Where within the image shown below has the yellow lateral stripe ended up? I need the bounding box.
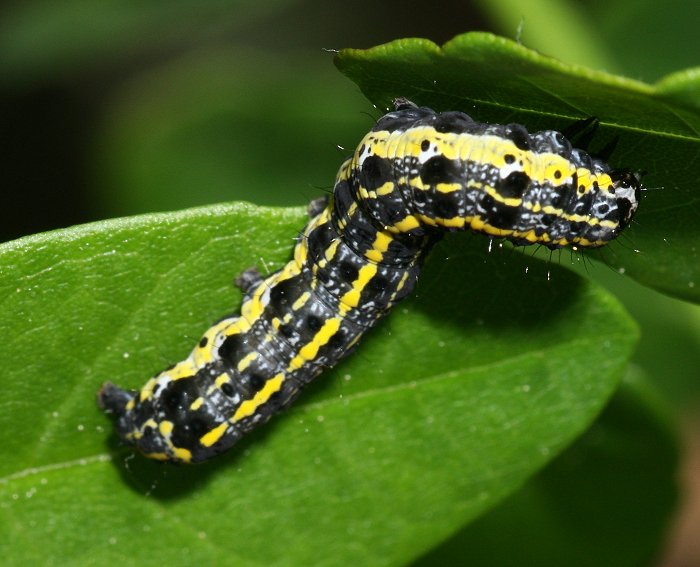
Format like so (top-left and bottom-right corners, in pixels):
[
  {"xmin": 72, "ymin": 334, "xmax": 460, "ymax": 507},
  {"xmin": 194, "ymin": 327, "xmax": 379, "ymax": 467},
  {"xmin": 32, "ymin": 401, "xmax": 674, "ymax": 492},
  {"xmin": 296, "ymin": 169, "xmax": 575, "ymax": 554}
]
[
  {"xmin": 393, "ymin": 270, "xmax": 410, "ymax": 296},
  {"xmin": 340, "ymin": 263, "xmax": 378, "ymax": 308},
  {"xmin": 146, "ymin": 452, "xmax": 169, "ymax": 461},
  {"xmin": 364, "ymin": 248, "xmax": 384, "ymax": 263},
  {"xmin": 372, "ymin": 230, "xmax": 393, "ymax": 253},
  {"xmin": 172, "ymin": 448, "xmax": 192, "ymax": 462},
  {"xmin": 200, "ymin": 422, "xmax": 229, "ymax": 447},
  {"xmin": 518, "ymin": 201, "xmax": 612, "ymax": 227},
  {"xmin": 390, "ymin": 215, "xmax": 421, "ymax": 233},
  {"xmin": 482, "ymin": 186, "xmax": 523, "ymax": 207},
  {"xmin": 299, "ymin": 318, "xmax": 341, "ymax": 360},
  {"xmin": 437, "ymin": 216, "xmax": 466, "ymax": 228},
  {"xmin": 435, "ymin": 182, "xmax": 463, "ymax": 194},
  {"xmin": 236, "ymin": 352, "xmax": 257, "ymax": 373},
  {"xmin": 287, "ymin": 318, "xmax": 342, "ymax": 370},
  {"xmin": 376, "ymin": 182, "xmax": 395, "ymax": 196},
  {"xmin": 365, "ymin": 230, "xmax": 393, "ymax": 263},
  {"xmin": 292, "ymin": 291, "xmax": 311, "ymax": 311},
  {"xmin": 323, "ymin": 239, "xmax": 340, "ymax": 262},
  {"xmin": 232, "ymin": 373, "xmax": 285, "ymax": 422},
  {"xmin": 215, "ymin": 372, "xmax": 231, "ymax": 388},
  {"xmin": 416, "ymin": 214, "xmax": 439, "ymax": 227}
]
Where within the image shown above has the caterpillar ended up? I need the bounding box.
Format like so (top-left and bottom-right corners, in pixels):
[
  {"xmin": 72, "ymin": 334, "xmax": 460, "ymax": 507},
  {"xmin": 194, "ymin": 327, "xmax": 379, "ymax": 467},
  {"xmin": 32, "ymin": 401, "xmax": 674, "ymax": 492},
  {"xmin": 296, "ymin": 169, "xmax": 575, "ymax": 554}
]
[{"xmin": 98, "ymin": 99, "xmax": 641, "ymax": 463}]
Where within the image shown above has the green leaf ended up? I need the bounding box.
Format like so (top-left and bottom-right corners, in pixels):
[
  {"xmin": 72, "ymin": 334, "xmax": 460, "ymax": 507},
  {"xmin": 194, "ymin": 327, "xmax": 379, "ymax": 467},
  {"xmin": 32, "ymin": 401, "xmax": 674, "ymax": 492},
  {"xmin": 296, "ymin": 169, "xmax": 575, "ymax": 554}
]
[
  {"xmin": 472, "ymin": 0, "xmax": 618, "ymax": 72},
  {"xmin": 583, "ymin": 0, "xmax": 700, "ymax": 82},
  {"xmin": 334, "ymin": 31, "xmax": 700, "ymax": 304},
  {"xmin": 0, "ymin": 203, "xmax": 637, "ymax": 565},
  {"xmin": 414, "ymin": 371, "xmax": 679, "ymax": 567}
]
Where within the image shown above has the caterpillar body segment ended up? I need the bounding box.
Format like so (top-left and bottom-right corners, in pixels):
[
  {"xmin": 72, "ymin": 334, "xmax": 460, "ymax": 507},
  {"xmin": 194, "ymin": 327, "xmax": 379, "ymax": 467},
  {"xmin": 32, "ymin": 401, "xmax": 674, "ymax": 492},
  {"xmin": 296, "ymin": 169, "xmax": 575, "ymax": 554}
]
[{"xmin": 99, "ymin": 100, "xmax": 641, "ymax": 463}]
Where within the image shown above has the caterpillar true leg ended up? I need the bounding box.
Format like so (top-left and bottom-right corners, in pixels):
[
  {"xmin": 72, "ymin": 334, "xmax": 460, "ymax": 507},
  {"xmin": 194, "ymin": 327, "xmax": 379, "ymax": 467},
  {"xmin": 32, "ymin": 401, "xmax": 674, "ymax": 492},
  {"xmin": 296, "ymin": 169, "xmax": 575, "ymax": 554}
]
[{"xmin": 234, "ymin": 268, "xmax": 264, "ymax": 295}]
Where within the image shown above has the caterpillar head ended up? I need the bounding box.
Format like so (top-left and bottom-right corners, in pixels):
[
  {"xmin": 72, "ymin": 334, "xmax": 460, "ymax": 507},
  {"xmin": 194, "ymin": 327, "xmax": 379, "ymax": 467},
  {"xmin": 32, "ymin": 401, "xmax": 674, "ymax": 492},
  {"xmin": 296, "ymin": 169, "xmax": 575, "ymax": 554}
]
[{"xmin": 609, "ymin": 168, "xmax": 642, "ymax": 231}]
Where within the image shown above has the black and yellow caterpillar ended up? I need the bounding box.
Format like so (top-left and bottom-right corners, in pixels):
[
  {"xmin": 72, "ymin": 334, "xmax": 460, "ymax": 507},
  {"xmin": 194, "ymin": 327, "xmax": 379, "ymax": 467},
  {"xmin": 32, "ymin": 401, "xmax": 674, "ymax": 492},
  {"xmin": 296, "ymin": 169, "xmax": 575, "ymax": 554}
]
[{"xmin": 98, "ymin": 99, "xmax": 641, "ymax": 463}]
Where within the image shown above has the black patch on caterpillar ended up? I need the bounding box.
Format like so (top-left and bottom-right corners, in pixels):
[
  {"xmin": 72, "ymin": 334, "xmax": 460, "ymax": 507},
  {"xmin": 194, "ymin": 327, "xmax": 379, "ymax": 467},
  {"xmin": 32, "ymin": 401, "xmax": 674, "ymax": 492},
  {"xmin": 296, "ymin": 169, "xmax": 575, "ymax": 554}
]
[
  {"xmin": 488, "ymin": 202, "xmax": 520, "ymax": 230},
  {"xmin": 361, "ymin": 155, "xmax": 394, "ymax": 191},
  {"xmin": 249, "ymin": 374, "xmax": 266, "ymax": 392},
  {"xmin": 162, "ymin": 379, "xmax": 201, "ymax": 420},
  {"xmin": 433, "ymin": 111, "xmax": 476, "ymax": 134},
  {"xmin": 432, "ymin": 192, "xmax": 461, "ymax": 219},
  {"xmin": 499, "ymin": 171, "xmax": 530, "ymax": 198},
  {"xmin": 504, "ymin": 124, "xmax": 531, "ymax": 151},
  {"xmin": 420, "ymin": 156, "xmax": 462, "ymax": 186},
  {"xmin": 306, "ymin": 315, "xmax": 323, "ymax": 332},
  {"xmin": 219, "ymin": 334, "xmax": 243, "ymax": 364}
]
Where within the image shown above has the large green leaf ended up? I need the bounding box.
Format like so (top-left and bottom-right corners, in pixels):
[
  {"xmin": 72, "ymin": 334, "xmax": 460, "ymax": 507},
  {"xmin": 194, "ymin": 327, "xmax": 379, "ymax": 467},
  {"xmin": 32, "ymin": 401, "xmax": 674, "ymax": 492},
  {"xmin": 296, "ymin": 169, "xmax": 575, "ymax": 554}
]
[
  {"xmin": 0, "ymin": 202, "xmax": 637, "ymax": 565},
  {"xmin": 335, "ymin": 32, "xmax": 700, "ymax": 304},
  {"xmin": 414, "ymin": 371, "xmax": 679, "ymax": 567}
]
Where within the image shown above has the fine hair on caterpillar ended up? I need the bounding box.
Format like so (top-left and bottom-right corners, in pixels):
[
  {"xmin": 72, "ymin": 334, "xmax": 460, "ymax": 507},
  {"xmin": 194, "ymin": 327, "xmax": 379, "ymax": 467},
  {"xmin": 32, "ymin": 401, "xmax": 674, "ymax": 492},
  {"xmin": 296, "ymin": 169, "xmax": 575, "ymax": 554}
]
[{"xmin": 99, "ymin": 98, "xmax": 641, "ymax": 463}]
